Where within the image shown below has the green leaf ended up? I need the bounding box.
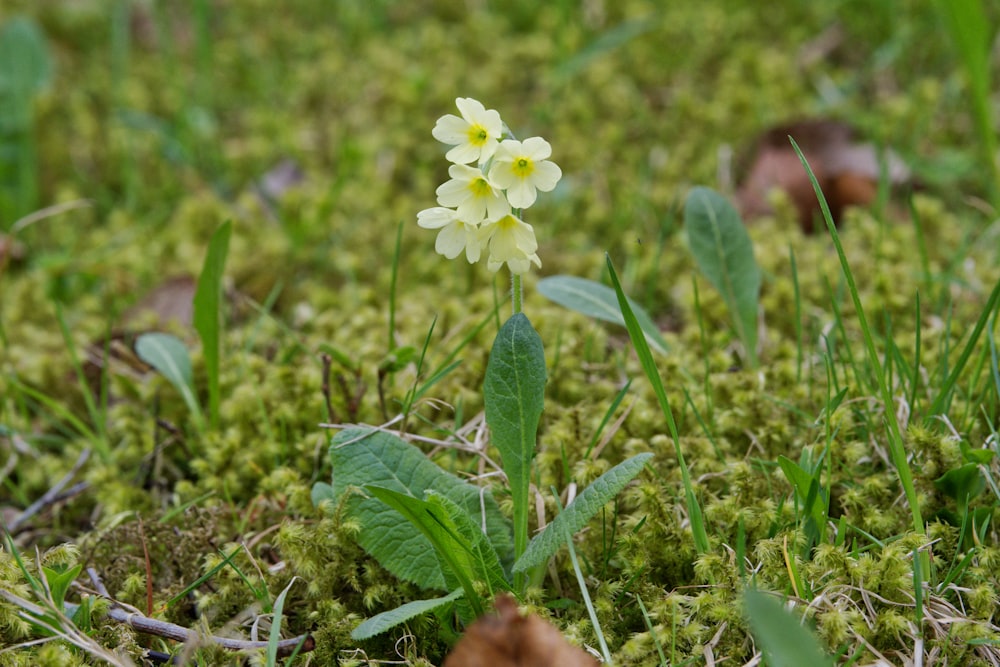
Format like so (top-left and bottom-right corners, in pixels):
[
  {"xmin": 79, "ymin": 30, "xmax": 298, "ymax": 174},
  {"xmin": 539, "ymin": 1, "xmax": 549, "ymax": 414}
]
[
  {"xmin": 324, "ymin": 427, "xmax": 512, "ymax": 592},
  {"xmin": 934, "ymin": 462, "xmax": 986, "ymax": 503},
  {"xmin": 266, "ymin": 577, "xmax": 298, "ymax": 667},
  {"xmin": 0, "ymin": 17, "xmax": 53, "ymax": 124},
  {"xmin": 684, "ymin": 187, "xmax": 761, "ymax": 366},
  {"xmin": 193, "ymin": 220, "xmax": 231, "ymax": 429},
  {"xmin": 365, "ymin": 486, "xmax": 486, "ymax": 614},
  {"xmin": 135, "ymin": 332, "xmax": 204, "ymax": 427},
  {"xmin": 41, "ymin": 563, "xmax": 82, "ymax": 611},
  {"xmin": 538, "ymin": 276, "xmax": 668, "ymax": 355},
  {"xmin": 777, "ymin": 455, "xmax": 828, "ymax": 545},
  {"xmin": 351, "ymin": 589, "xmax": 464, "ymax": 640},
  {"xmin": 514, "ymin": 453, "xmax": 652, "ymax": 573},
  {"xmin": 483, "ymin": 313, "xmax": 546, "ymax": 588},
  {"xmin": 744, "ymin": 590, "xmax": 832, "ymax": 667}
]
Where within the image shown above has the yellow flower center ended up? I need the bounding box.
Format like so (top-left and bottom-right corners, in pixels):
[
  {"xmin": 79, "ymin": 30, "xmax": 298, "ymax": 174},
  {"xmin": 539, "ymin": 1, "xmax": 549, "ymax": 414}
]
[
  {"xmin": 512, "ymin": 157, "xmax": 534, "ymax": 179},
  {"xmin": 467, "ymin": 124, "xmax": 489, "ymax": 146},
  {"xmin": 469, "ymin": 177, "xmax": 492, "ymax": 197},
  {"xmin": 497, "ymin": 215, "xmax": 517, "ymax": 229}
]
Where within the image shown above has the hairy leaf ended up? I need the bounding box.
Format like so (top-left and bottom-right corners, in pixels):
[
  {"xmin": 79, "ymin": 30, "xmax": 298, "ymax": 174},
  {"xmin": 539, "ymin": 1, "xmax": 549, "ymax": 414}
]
[
  {"xmin": 514, "ymin": 453, "xmax": 652, "ymax": 572},
  {"xmin": 323, "ymin": 427, "xmax": 512, "ymax": 591},
  {"xmin": 483, "ymin": 313, "xmax": 545, "ymax": 585},
  {"xmin": 684, "ymin": 187, "xmax": 760, "ymax": 366},
  {"xmin": 352, "ymin": 589, "xmax": 463, "ymax": 640},
  {"xmin": 538, "ymin": 276, "xmax": 668, "ymax": 355}
]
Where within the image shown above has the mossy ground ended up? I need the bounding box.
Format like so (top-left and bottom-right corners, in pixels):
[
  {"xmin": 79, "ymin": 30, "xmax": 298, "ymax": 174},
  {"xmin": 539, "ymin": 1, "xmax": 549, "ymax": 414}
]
[{"xmin": 1, "ymin": 1, "xmax": 999, "ymax": 665}]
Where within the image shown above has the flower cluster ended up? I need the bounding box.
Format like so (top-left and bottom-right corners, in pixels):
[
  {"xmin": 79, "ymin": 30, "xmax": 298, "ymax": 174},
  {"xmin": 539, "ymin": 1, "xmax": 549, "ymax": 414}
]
[{"xmin": 418, "ymin": 98, "xmax": 561, "ymax": 275}]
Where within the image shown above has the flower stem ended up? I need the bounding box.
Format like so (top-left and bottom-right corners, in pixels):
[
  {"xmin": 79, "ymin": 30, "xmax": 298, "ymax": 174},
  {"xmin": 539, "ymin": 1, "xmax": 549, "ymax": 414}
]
[{"xmin": 511, "ymin": 272, "xmax": 522, "ymax": 315}]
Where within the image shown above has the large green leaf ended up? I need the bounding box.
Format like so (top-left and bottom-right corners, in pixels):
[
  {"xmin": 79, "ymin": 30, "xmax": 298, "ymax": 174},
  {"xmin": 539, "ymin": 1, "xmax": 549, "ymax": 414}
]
[
  {"xmin": 351, "ymin": 589, "xmax": 464, "ymax": 640},
  {"xmin": 193, "ymin": 220, "xmax": 231, "ymax": 429},
  {"xmin": 514, "ymin": 453, "xmax": 652, "ymax": 572},
  {"xmin": 483, "ymin": 313, "xmax": 545, "ymax": 589},
  {"xmin": 321, "ymin": 427, "xmax": 512, "ymax": 592},
  {"xmin": 744, "ymin": 590, "xmax": 832, "ymax": 667},
  {"xmin": 684, "ymin": 187, "xmax": 760, "ymax": 366},
  {"xmin": 537, "ymin": 275, "xmax": 668, "ymax": 355}
]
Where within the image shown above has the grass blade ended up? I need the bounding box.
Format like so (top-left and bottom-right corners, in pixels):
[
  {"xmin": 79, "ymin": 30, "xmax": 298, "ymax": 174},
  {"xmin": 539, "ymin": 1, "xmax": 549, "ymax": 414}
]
[
  {"xmin": 606, "ymin": 254, "xmax": 710, "ymax": 554},
  {"xmin": 193, "ymin": 219, "xmax": 231, "ymax": 429},
  {"xmin": 790, "ymin": 138, "xmax": 925, "ymax": 552}
]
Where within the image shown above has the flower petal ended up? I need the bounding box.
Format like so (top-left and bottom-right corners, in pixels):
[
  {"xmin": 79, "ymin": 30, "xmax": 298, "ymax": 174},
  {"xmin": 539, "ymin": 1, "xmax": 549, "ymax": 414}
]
[
  {"xmin": 435, "ymin": 223, "xmax": 466, "ymax": 259},
  {"xmin": 521, "ymin": 136, "xmax": 552, "ymax": 160},
  {"xmin": 531, "ymin": 160, "xmax": 562, "ymax": 192},
  {"xmin": 417, "ymin": 206, "xmax": 458, "ymax": 229},
  {"xmin": 505, "ymin": 180, "xmax": 537, "ymax": 209},
  {"xmin": 432, "ymin": 115, "xmax": 469, "ymax": 145}
]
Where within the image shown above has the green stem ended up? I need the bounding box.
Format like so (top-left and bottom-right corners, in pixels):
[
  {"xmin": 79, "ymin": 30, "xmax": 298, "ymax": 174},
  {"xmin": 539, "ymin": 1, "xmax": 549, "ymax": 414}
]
[{"xmin": 511, "ymin": 272, "xmax": 522, "ymax": 315}]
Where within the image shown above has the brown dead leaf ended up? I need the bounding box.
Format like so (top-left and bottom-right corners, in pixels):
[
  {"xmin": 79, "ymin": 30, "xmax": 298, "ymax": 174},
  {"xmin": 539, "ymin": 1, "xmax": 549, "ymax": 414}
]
[
  {"xmin": 119, "ymin": 275, "xmax": 197, "ymax": 330},
  {"xmin": 736, "ymin": 119, "xmax": 910, "ymax": 233},
  {"xmin": 443, "ymin": 594, "xmax": 599, "ymax": 667}
]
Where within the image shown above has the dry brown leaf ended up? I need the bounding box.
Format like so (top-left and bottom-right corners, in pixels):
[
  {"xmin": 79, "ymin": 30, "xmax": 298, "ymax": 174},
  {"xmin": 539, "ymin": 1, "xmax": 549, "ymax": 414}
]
[
  {"xmin": 736, "ymin": 119, "xmax": 909, "ymax": 233},
  {"xmin": 443, "ymin": 595, "xmax": 599, "ymax": 667}
]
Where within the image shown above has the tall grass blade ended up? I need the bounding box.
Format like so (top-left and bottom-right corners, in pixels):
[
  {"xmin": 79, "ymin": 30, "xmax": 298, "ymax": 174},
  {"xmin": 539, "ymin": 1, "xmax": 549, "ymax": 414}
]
[
  {"xmin": 606, "ymin": 254, "xmax": 710, "ymax": 554},
  {"xmin": 193, "ymin": 220, "xmax": 231, "ymax": 429},
  {"xmin": 790, "ymin": 138, "xmax": 927, "ymax": 565}
]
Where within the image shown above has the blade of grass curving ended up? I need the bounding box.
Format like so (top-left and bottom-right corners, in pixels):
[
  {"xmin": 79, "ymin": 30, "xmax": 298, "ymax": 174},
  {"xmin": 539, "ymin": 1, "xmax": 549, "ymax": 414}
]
[
  {"xmin": 606, "ymin": 254, "xmax": 709, "ymax": 554},
  {"xmin": 135, "ymin": 332, "xmax": 205, "ymax": 431},
  {"xmin": 744, "ymin": 589, "xmax": 832, "ymax": 667},
  {"xmin": 684, "ymin": 186, "xmax": 761, "ymax": 367},
  {"xmin": 53, "ymin": 303, "xmax": 109, "ymax": 458},
  {"xmin": 635, "ymin": 593, "xmax": 668, "ymax": 667},
  {"xmin": 538, "ymin": 275, "xmax": 668, "ymax": 355},
  {"xmin": 556, "ymin": 492, "xmax": 612, "ymax": 663},
  {"xmin": 928, "ymin": 277, "xmax": 1000, "ymax": 418},
  {"xmin": 790, "ymin": 246, "xmax": 804, "ymax": 383},
  {"xmin": 193, "ymin": 219, "xmax": 231, "ymax": 430},
  {"xmin": 483, "ymin": 313, "xmax": 546, "ymax": 592},
  {"xmin": 266, "ymin": 577, "xmax": 298, "ymax": 667},
  {"xmin": 514, "ymin": 453, "xmax": 653, "ymax": 572},
  {"xmin": 352, "ymin": 589, "xmax": 464, "ymax": 640},
  {"xmin": 790, "ymin": 138, "xmax": 926, "ymax": 562},
  {"xmin": 584, "ymin": 379, "xmax": 631, "ymax": 459}
]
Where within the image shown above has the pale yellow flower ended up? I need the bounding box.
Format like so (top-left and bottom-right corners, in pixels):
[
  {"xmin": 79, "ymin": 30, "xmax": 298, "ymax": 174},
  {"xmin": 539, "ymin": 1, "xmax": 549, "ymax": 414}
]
[
  {"xmin": 488, "ymin": 137, "xmax": 562, "ymax": 209},
  {"xmin": 436, "ymin": 164, "xmax": 510, "ymax": 223},
  {"xmin": 431, "ymin": 97, "xmax": 503, "ymax": 165},
  {"xmin": 417, "ymin": 207, "xmax": 482, "ymax": 263},
  {"xmin": 479, "ymin": 213, "xmax": 541, "ymax": 275}
]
